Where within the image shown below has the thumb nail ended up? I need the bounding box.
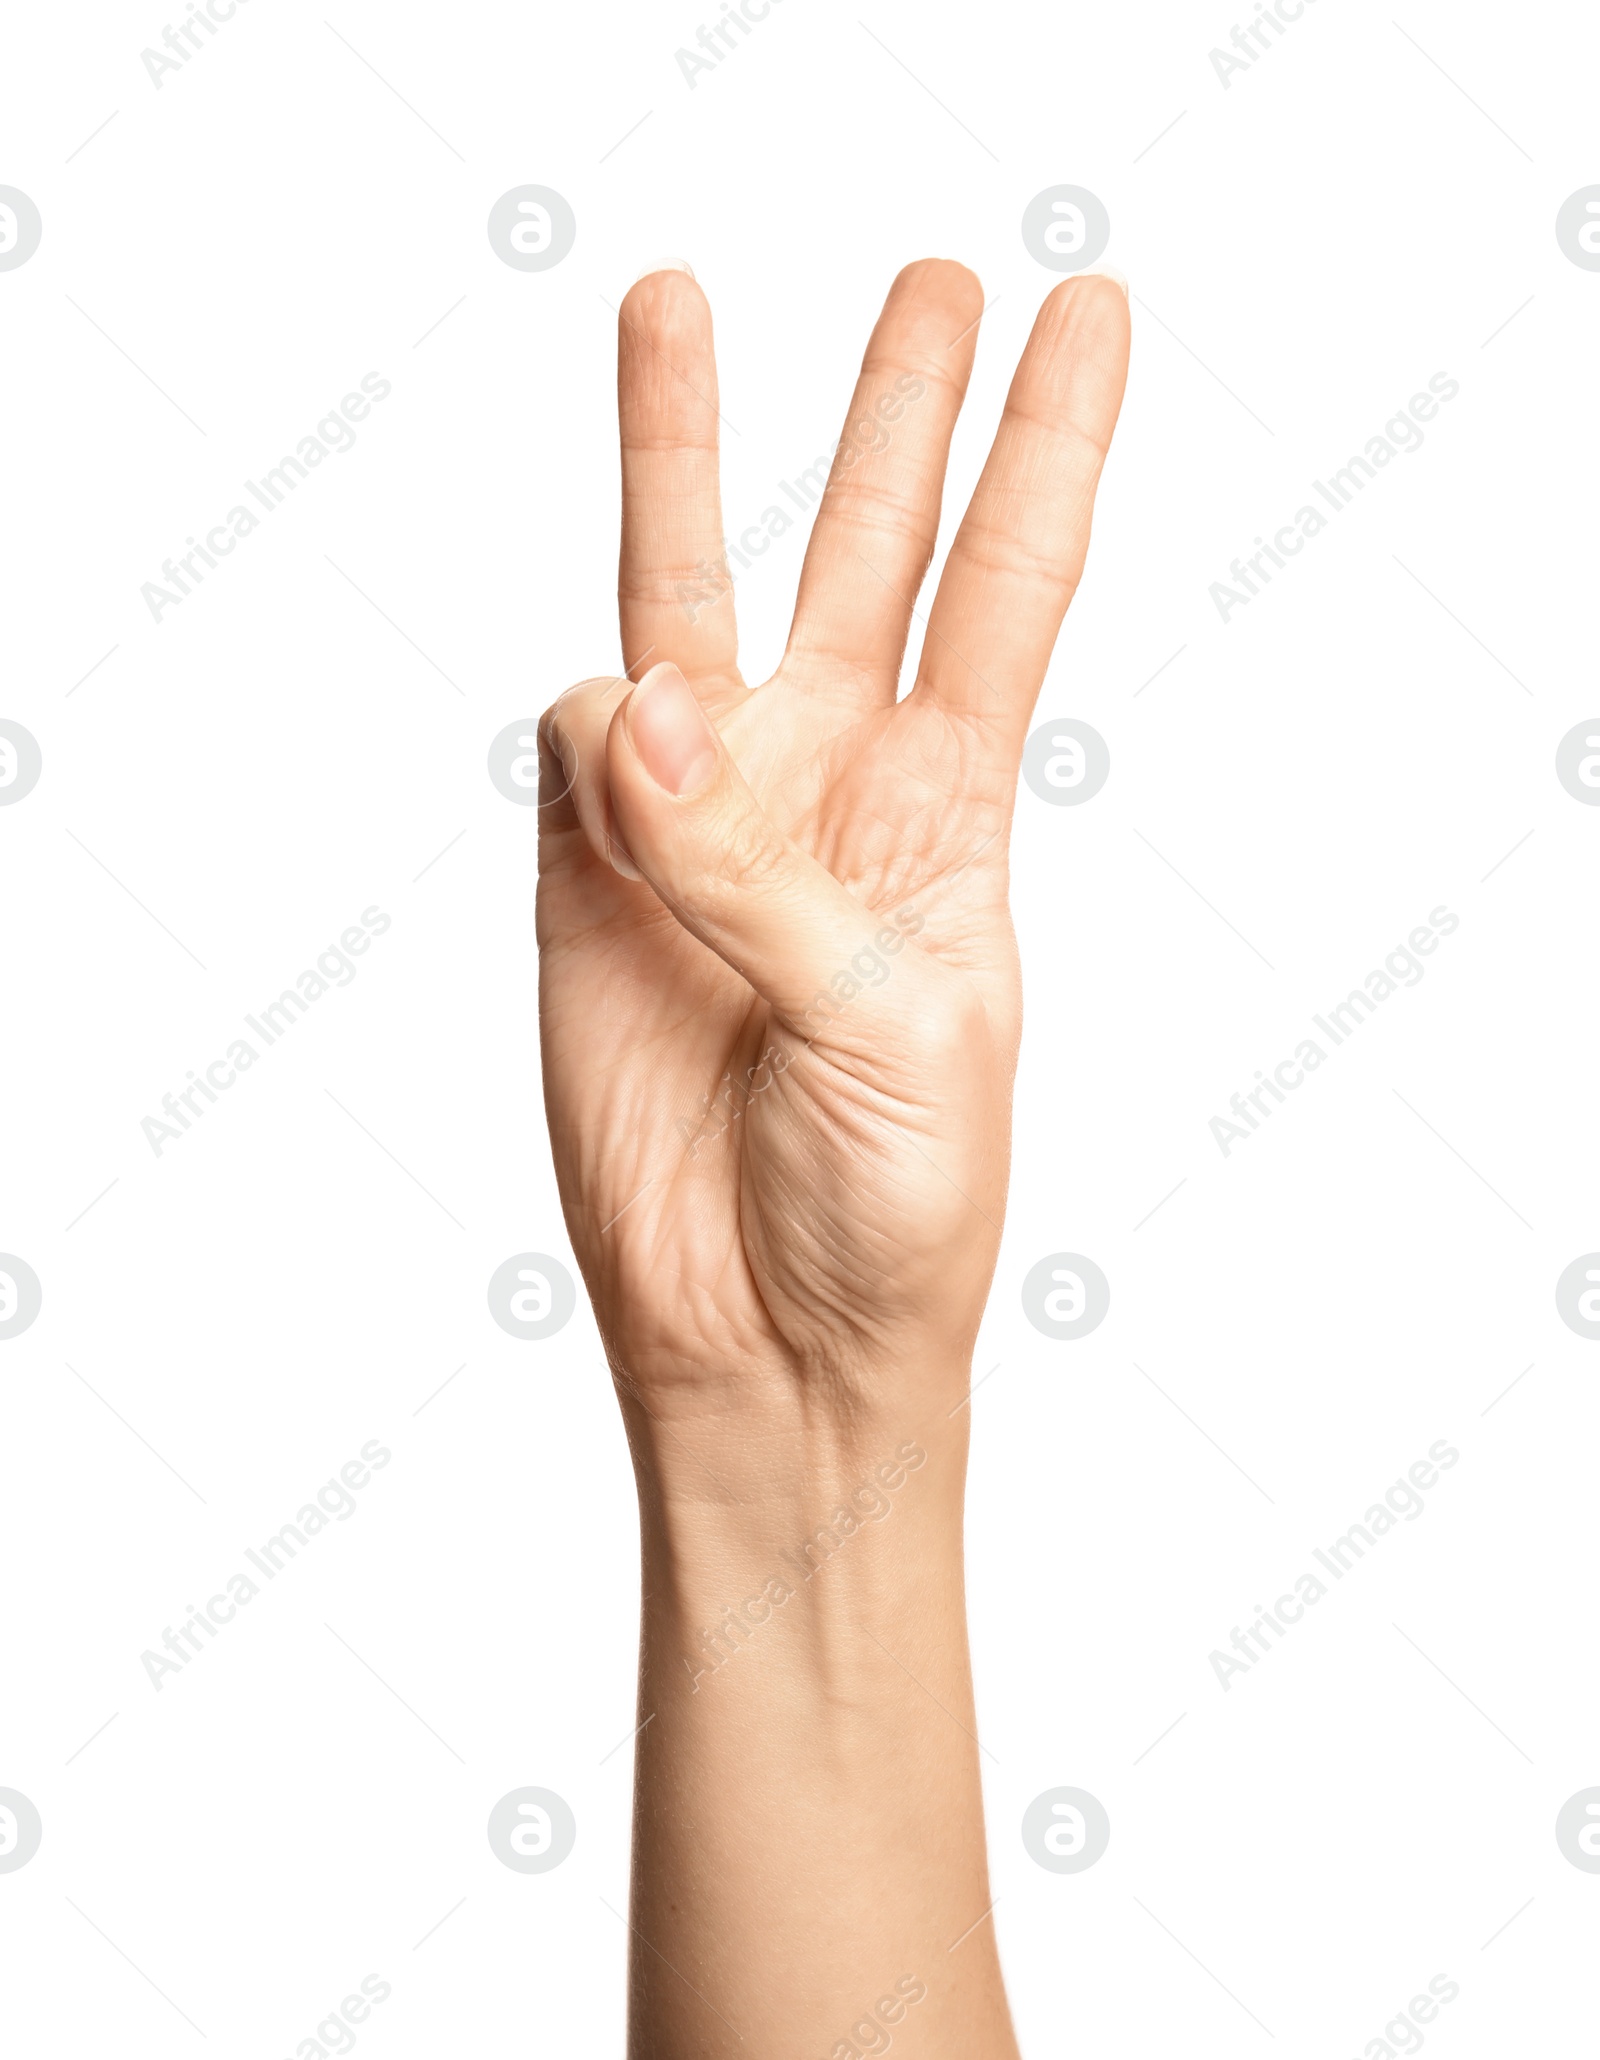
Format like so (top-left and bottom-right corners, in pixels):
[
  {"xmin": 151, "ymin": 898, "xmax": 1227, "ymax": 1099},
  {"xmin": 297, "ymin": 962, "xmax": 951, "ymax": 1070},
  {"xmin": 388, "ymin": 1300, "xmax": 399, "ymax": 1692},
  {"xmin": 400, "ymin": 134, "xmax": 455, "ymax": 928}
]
[{"xmin": 628, "ymin": 663, "xmax": 719, "ymax": 797}]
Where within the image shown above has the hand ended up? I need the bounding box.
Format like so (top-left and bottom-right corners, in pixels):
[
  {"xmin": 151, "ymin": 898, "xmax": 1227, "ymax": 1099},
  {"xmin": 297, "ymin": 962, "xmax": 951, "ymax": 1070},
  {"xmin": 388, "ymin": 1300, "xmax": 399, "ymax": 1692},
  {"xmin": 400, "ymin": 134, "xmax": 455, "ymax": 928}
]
[{"xmin": 538, "ymin": 259, "xmax": 1129, "ymax": 1458}]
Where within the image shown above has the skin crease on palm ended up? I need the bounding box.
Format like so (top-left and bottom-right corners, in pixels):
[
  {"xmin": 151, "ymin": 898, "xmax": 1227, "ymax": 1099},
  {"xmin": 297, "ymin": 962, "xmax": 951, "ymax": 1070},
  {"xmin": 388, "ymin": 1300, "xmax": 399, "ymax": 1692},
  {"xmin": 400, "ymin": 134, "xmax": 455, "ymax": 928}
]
[{"xmin": 536, "ymin": 257, "xmax": 1130, "ymax": 2055}]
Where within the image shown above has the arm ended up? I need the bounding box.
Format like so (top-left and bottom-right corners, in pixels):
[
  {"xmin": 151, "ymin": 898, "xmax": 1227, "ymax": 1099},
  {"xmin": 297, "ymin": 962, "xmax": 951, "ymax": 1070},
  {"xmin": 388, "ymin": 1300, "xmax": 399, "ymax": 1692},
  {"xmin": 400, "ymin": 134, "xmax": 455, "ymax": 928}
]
[
  {"xmin": 628, "ymin": 1369, "xmax": 1004, "ymax": 2054},
  {"xmin": 537, "ymin": 256, "xmax": 1129, "ymax": 2056}
]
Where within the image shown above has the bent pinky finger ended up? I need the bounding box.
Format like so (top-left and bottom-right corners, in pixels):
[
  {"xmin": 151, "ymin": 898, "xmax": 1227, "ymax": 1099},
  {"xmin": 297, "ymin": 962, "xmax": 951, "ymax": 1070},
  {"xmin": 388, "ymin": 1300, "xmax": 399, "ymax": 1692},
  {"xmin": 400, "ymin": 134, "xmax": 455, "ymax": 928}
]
[{"xmin": 538, "ymin": 675, "xmax": 640, "ymax": 876}]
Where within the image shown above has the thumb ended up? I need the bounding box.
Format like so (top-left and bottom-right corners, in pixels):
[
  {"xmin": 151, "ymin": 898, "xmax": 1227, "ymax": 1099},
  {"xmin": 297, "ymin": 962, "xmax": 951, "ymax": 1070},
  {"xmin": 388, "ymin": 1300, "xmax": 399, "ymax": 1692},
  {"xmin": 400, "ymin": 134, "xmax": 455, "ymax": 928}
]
[{"xmin": 605, "ymin": 662, "xmax": 931, "ymax": 1036}]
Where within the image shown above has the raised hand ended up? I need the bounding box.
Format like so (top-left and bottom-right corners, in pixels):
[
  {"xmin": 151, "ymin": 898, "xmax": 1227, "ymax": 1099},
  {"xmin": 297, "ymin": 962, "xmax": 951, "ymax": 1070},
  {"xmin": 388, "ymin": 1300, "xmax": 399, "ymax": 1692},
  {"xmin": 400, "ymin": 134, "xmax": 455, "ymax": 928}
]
[{"xmin": 538, "ymin": 259, "xmax": 1129, "ymax": 1430}]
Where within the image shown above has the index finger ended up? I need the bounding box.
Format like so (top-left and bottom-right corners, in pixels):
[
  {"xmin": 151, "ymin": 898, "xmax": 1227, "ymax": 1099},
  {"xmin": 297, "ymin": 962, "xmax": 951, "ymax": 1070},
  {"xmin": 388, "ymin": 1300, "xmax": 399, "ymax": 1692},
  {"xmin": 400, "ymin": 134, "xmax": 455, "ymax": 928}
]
[{"xmin": 616, "ymin": 268, "xmax": 742, "ymax": 687}]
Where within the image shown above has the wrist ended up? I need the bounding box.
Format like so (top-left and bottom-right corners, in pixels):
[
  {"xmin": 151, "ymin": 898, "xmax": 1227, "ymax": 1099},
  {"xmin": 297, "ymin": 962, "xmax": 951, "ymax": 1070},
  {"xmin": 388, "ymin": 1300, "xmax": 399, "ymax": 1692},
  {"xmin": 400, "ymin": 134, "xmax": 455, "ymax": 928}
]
[
  {"xmin": 628, "ymin": 1376, "xmax": 972, "ymax": 1707},
  {"xmin": 619, "ymin": 1352, "xmax": 973, "ymax": 1538}
]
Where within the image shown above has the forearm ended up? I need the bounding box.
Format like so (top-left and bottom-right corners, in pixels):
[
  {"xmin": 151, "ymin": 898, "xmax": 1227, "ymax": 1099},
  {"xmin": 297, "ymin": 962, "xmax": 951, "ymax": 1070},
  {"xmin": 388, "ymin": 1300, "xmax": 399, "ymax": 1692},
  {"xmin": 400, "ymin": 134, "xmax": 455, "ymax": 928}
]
[{"xmin": 622, "ymin": 1374, "xmax": 1018, "ymax": 2059}]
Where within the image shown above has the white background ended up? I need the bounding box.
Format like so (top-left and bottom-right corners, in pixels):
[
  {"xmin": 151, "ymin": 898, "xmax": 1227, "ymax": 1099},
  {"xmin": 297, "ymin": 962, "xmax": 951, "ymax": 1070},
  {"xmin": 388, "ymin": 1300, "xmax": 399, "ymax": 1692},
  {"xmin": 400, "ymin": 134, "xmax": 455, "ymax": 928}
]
[{"xmin": 3, "ymin": 0, "xmax": 1597, "ymax": 2051}]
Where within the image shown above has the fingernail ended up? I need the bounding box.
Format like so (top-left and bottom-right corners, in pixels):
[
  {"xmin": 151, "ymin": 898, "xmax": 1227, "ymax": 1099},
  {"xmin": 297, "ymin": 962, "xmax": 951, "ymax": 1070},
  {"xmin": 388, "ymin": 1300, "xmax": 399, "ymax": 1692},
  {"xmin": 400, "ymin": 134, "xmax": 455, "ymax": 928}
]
[
  {"xmin": 632, "ymin": 258, "xmax": 696, "ymax": 283},
  {"xmin": 628, "ymin": 662, "xmax": 718, "ymax": 797},
  {"xmin": 1081, "ymin": 264, "xmax": 1129, "ymax": 297},
  {"xmin": 608, "ymin": 830, "xmax": 642, "ymax": 880}
]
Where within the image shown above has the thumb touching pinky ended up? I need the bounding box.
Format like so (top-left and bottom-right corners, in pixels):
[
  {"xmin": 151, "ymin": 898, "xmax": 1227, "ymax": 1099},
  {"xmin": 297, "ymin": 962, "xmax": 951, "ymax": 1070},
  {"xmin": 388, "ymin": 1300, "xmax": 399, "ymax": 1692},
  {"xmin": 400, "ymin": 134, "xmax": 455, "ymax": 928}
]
[{"xmin": 605, "ymin": 663, "xmax": 933, "ymax": 1038}]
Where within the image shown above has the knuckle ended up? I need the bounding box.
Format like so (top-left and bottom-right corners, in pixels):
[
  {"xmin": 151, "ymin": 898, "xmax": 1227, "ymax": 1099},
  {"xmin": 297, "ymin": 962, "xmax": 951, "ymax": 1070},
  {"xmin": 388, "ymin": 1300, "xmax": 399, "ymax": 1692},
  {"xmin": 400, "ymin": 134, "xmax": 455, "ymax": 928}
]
[
  {"xmin": 947, "ymin": 523, "xmax": 1083, "ymax": 606},
  {"xmin": 718, "ymin": 803, "xmax": 793, "ymax": 901}
]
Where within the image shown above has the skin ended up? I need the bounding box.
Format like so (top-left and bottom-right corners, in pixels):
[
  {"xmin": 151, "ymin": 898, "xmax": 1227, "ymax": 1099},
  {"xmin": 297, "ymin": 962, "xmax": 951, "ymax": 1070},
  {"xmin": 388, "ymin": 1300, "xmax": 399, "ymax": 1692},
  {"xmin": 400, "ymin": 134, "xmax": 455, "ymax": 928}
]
[{"xmin": 537, "ymin": 257, "xmax": 1129, "ymax": 2057}]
